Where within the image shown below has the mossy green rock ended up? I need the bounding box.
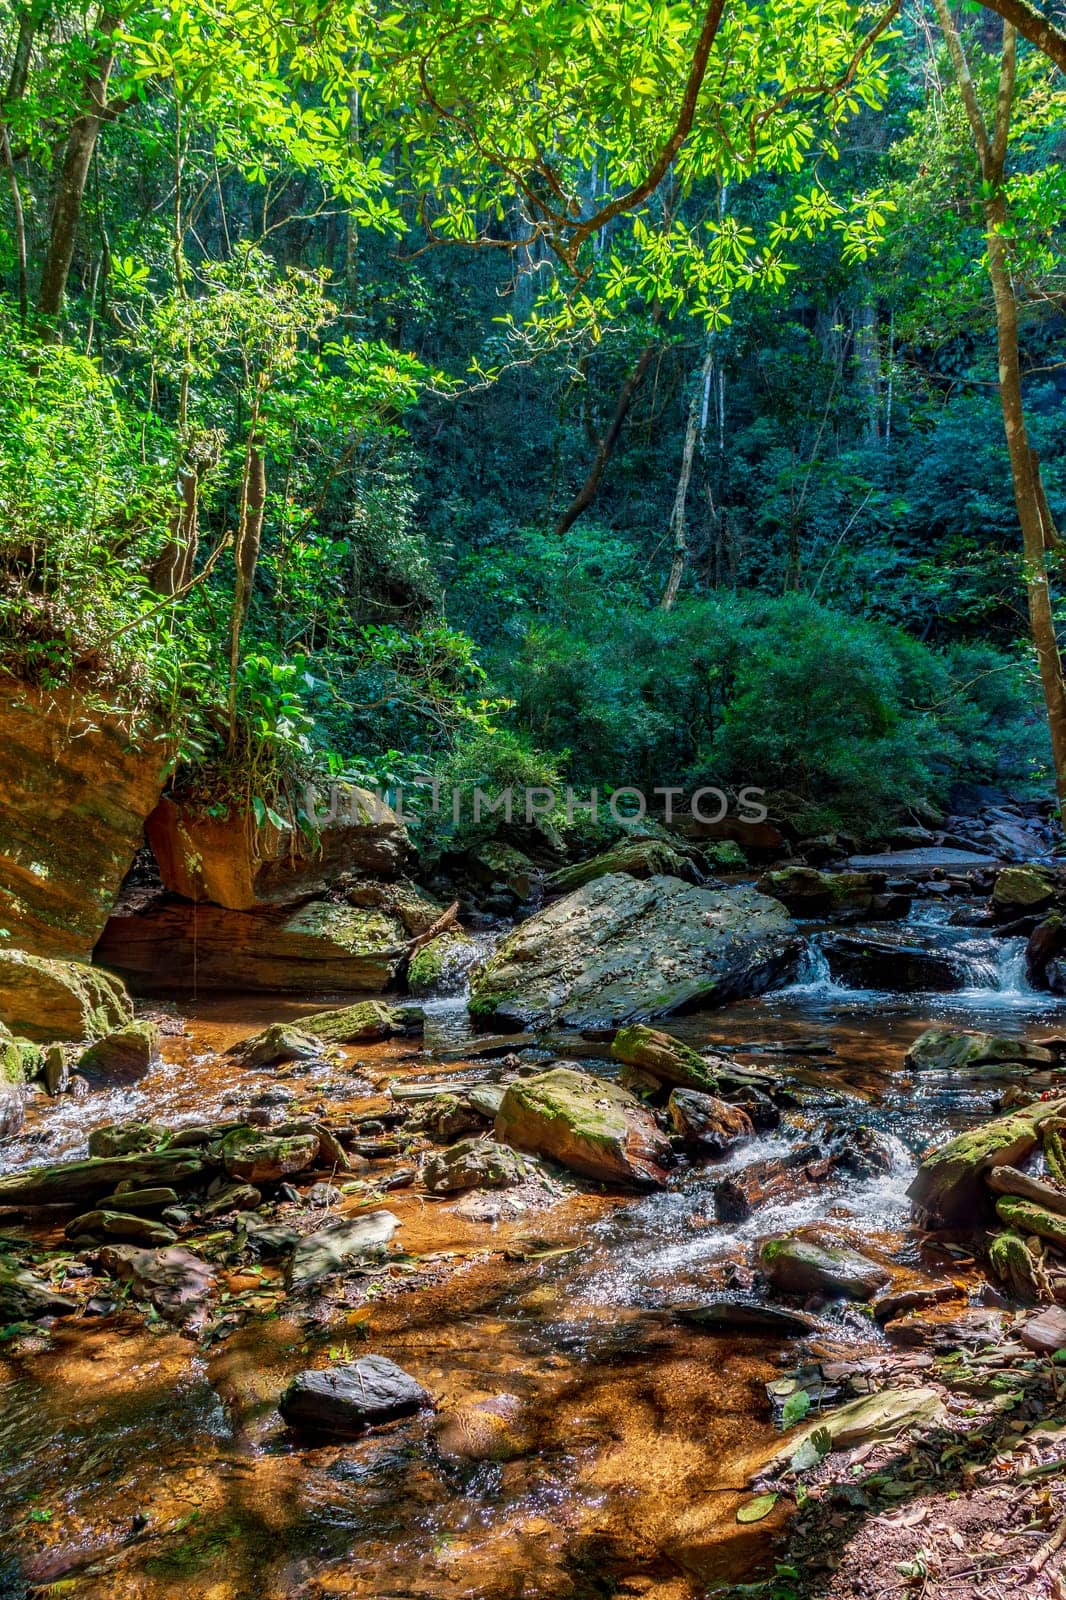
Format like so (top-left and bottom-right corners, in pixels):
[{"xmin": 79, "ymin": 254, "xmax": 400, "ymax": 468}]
[
  {"xmin": 221, "ymin": 1128, "xmax": 319, "ymax": 1183},
  {"xmin": 756, "ymin": 866, "xmax": 886, "ymax": 916},
  {"xmin": 77, "ymin": 1020, "xmax": 160, "ymax": 1084},
  {"xmin": 470, "ymin": 873, "xmax": 800, "ymax": 1030},
  {"xmin": 468, "ymin": 843, "xmax": 537, "ymax": 901},
  {"xmin": 905, "ymin": 1028, "xmax": 1054, "ymax": 1073},
  {"xmin": 547, "ymin": 838, "xmax": 693, "ymax": 896},
  {"xmin": 611, "ymin": 1023, "xmax": 719, "ymax": 1093},
  {"xmin": 993, "ymin": 865, "xmax": 1055, "ymax": 912},
  {"xmin": 995, "ymin": 1196, "xmax": 1066, "ymax": 1253},
  {"xmin": 0, "ymin": 950, "xmax": 133, "ymax": 1043},
  {"xmin": 225, "ymin": 1023, "xmax": 324, "ymax": 1069},
  {"xmin": 494, "ymin": 1066, "xmax": 670, "ymax": 1188},
  {"xmin": 988, "ymin": 1229, "xmax": 1051, "ymax": 1303},
  {"xmin": 423, "ymin": 1137, "xmax": 530, "ymax": 1194},
  {"xmin": 297, "ymin": 999, "xmax": 424, "ymax": 1043},
  {"xmin": 907, "ymin": 1097, "xmax": 1066, "ymax": 1226},
  {"xmin": 88, "ymin": 1122, "xmax": 168, "ymax": 1158},
  {"xmin": 759, "ymin": 1234, "xmax": 889, "ymax": 1300},
  {"xmin": 65, "ymin": 1208, "xmax": 178, "ymax": 1246},
  {"xmin": 0, "ymin": 1149, "xmax": 205, "ymax": 1207}
]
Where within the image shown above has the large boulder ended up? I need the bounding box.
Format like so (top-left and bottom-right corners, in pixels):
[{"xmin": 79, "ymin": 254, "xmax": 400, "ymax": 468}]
[
  {"xmin": 469, "ymin": 874, "xmax": 801, "ymax": 1030},
  {"xmin": 905, "ymin": 1028, "xmax": 1054, "ymax": 1073},
  {"xmin": 0, "ymin": 682, "xmax": 168, "ymax": 961},
  {"xmin": 0, "ymin": 951, "xmax": 133, "ymax": 1043},
  {"xmin": 494, "ymin": 1066, "xmax": 671, "ymax": 1187},
  {"xmin": 145, "ymin": 785, "xmax": 407, "ymax": 910},
  {"xmin": 95, "ymin": 898, "xmax": 407, "ymax": 993},
  {"xmin": 821, "ymin": 932, "xmax": 965, "ymax": 992},
  {"xmin": 279, "ymin": 1355, "xmax": 430, "ymax": 1435},
  {"xmin": 297, "ymin": 999, "xmax": 423, "ymax": 1044},
  {"xmin": 907, "ymin": 1097, "xmax": 1066, "ymax": 1226},
  {"xmin": 992, "ymin": 864, "xmax": 1056, "ymax": 917},
  {"xmin": 547, "ymin": 838, "xmax": 697, "ymax": 896},
  {"xmin": 756, "ymin": 867, "xmax": 888, "ymax": 918}
]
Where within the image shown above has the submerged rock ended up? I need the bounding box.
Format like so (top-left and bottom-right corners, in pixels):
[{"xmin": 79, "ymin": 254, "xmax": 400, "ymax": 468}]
[
  {"xmin": 95, "ymin": 899, "xmax": 408, "ymax": 994},
  {"xmin": 494, "ymin": 1066, "xmax": 670, "ymax": 1187},
  {"xmin": 279, "ymin": 1355, "xmax": 430, "ymax": 1435},
  {"xmin": 432, "ymin": 1394, "xmax": 526, "ymax": 1461},
  {"xmin": 667, "ymin": 1088, "xmax": 752, "ymax": 1154},
  {"xmin": 288, "ymin": 1209, "xmax": 399, "ymax": 1288},
  {"xmin": 674, "ymin": 1300, "xmax": 818, "ymax": 1337},
  {"xmin": 145, "ymin": 785, "xmax": 407, "ymax": 910},
  {"xmin": 907, "ymin": 1097, "xmax": 1066, "ymax": 1226},
  {"xmin": 422, "ymin": 1137, "xmax": 530, "ymax": 1194},
  {"xmin": 759, "ymin": 1234, "xmax": 890, "ymax": 1300},
  {"xmin": 469, "ymin": 874, "xmax": 801, "ymax": 1030},
  {"xmin": 77, "ymin": 1020, "xmax": 160, "ymax": 1084},
  {"xmin": 0, "ymin": 951, "xmax": 133, "ymax": 1043},
  {"xmin": 906, "ymin": 1028, "xmax": 1055, "ymax": 1073}
]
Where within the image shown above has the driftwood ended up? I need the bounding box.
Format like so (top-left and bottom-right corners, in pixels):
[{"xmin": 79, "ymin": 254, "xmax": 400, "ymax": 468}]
[
  {"xmin": 985, "ymin": 1164, "xmax": 1066, "ymax": 1216},
  {"xmin": 406, "ymin": 900, "xmax": 460, "ymax": 954}
]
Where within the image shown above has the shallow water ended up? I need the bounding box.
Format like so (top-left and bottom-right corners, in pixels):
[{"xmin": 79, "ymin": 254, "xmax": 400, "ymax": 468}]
[{"xmin": 0, "ymin": 897, "xmax": 1062, "ymax": 1598}]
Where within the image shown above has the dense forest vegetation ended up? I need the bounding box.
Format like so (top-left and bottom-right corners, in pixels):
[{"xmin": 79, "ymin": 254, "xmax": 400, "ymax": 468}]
[{"xmin": 2, "ymin": 0, "xmax": 1065, "ymax": 843}]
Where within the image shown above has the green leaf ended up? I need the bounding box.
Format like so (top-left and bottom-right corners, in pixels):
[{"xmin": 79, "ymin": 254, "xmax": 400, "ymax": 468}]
[
  {"xmin": 736, "ymin": 1493, "xmax": 779, "ymax": 1524},
  {"xmin": 781, "ymin": 1389, "xmax": 812, "ymax": 1427}
]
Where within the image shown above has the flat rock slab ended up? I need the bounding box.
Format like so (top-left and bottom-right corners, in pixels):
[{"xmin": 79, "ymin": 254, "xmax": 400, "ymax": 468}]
[
  {"xmin": 279, "ymin": 1355, "xmax": 430, "ymax": 1435},
  {"xmin": 288, "ymin": 1209, "xmax": 399, "ymax": 1287},
  {"xmin": 1020, "ymin": 1307, "xmax": 1066, "ymax": 1354},
  {"xmin": 767, "ymin": 1386, "xmax": 946, "ymax": 1467},
  {"xmin": 847, "ymin": 849, "xmax": 999, "ymax": 875},
  {"xmin": 0, "ymin": 1150, "xmax": 205, "ymax": 1209}
]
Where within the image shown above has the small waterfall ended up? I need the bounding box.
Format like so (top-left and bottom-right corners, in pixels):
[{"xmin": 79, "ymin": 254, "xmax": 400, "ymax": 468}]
[{"xmin": 419, "ymin": 928, "xmax": 504, "ymax": 1045}]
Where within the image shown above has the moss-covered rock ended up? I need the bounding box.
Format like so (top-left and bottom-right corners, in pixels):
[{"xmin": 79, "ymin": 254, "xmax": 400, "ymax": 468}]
[
  {"xmin": 494, "ymin": 1065, "xmax": 670, "ymax": 1187},
  {"xmin": 77, "ymin": 1020, "xmax": 160, "ymax": 1084},
  {"xmin": 995, "ymin": 1196, "xmax": 1066, "ymax": 1253},
  {"xmin": 0, "ymin": 1148, "xmax": 205, "ymax": 1207},
  {"xmin": 905, "ymin": 1028, "xmax": 1054, "ymax": 1073},
  {"xmin": 470, "ymin": 874, "xmax": 801, "ymax": 1030},
  {"xmin": 88, "ymin": 1122, "xmax": 169, "ymax": 1158},
  {"xmin": 407, "ymin": 933, "xmax": 474, "ymax": 996},
  {"xmin": 422, "ymin": 1136, "xmax": 530, "ymax": 1194},
  {"xmin": 756, "ymin": 866, "xmax": 887, "ymax": 917},
  {"xmin": 907, "ymin": 1097, "xmax": 1066, "ymax": 1226},
  {"xmin": 0, "ymin": 950, "xmax": 133, "ymax": 1043},
  {"xmin": 467, "ymin": 842, "xmax": 537, "ymax": 902},
  {"xmin": 220, "ymin": 1128, "xmax": 319, "ymax": 1183},
  {"xmin": 64, "ymin": 1208, "xmax": 178, "ymax": 1247},
  {"xmin": 758, "ymin": 1233, "xmax": 889, "ymax": 1299},
  {"xmin": 992, "ymin": 865, "xmax": 1055, "ymax": 915},
  {"xmin": 547, "ymin": 838, "xmax": 695, "ymax": 896},
  {"xmin": 225, "ymin": 1023, "xmax": 325, "ymax": 1069},
  {"xmin": 988, "ymin": 1230, "xmax": 1051, "ymax": 1304},
  {"xmin": 296, "ymin": 999, "xmax": 424, "ymax": 1043}
]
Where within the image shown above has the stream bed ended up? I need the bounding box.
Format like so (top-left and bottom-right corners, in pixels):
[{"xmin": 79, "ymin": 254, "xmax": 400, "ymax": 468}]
[{"xmin": 0, "ymin": 897, "xmax": 1062, "ymax": 1600}]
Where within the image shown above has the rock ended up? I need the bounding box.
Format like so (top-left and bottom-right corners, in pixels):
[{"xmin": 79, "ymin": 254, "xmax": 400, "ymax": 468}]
[
  {"xmin": 547, "ymin": 838, "xmax": 697, "ymax": 896},
  {"xmin": 432, "ymin": 1395, "xmax": 526, "ymax": 1461},
  {"xmin": 847, "ymin": 848, "xmax": 998, "ymax": 876},
  {"xmin": 992, "ymin": 864, "xmax": 1056, "ymax": 917},
  {"xmin": 467, "ymin": 843, "xmax": 537, "ymax": 902},
  {"xmin": 906, "ymin": 1028, "xmax": 1055, "ymax": 1073},
  {"xmin": 64, "ymin": 1208, "xmax": 177, "ymax": 1246},
  {"xmin": 616, "ymin": 1062, "xmax": 663, "ymax": 1099},
  {"xmin": 145, "ymin": 785, "xmax": 407, "ymax": 911},
  {"xmin": 872, "ymin": 1283, "xmax": 960, "ymax": 1322},
  {"xmin": 985, "ymin": 1164, "xmax": 1066, "ymax": 1216},
  {"xmin": 225, "ymin": 1023, "xmax": 325, "ymax": 1069},
  {"xmin": 296, "ymin": 999, "xmax": 423, "ymax": 1043},
  {"xmin": 907, "ymin": 1098, "xmax": 1066, "ymax": 1226},
  {"xmin": 0, "ymin": 1077, "xmax": 25, "ymax": 1139},
  {"xmin": 821, "ymin": 932, "xmax": 965, "ymax": 992},
  {"xmin": 611, "ymin": 1023, "xmax": 778, "ymax": 1102},
  {"xmin": 0, "ymin": 1149, "xmax": 205, "ymax": 1208},
  {"xmin": 1026, "ymin": 916, "xmax": 1066, "ymax": 991},
  {"xmin": 988, "ymin": 1230, "xmax": 1051, "ymax": 1304},
  {"xmin": 756, "ymin": 867, "xmax": 887, "ymax": 918},
  {"xmin": 0, "ymin": 951, "xmax": 133, "ymax": 1043},
  {"xmin": 96, "ymin": 898, "xmax": 409, "ymax": 994},
  {"xmin": 673, "ymin": 1300, "xmax": 818, "ymax": 1337},
  {"xmin": 77, "ymin": 1020, "xmax": 160, "ymax": 1085},
  {"xmin": 767, "ymin": 1388, "xmax": 946, "ymax": 1466},
  {"xmin": 199, "ymin": 1182, "xmax": 262, "ymax": 1218},
  {"xmin": 422, "ymin": 1137, "xmax": 530, "ymax": 1194},
  {"xmin": 0, "ymin": 681, "xmax": 168, "ymax": 961},
  {"xmin": 994, "ymin": 1196, "xmax": 1066, "ymax": 1252},
  {"xmin": 88, "ymin": 1122, "xmax": 168, "ymax": 1157},
  {"xmin": 759, "ymin": 1234, "xmax": 890, "ymax": 1300},
  {"xmin": 1019, "ymin": 1306, "xmax": 1066, "ymax": 1353},
  {"xmin": 468, "ymin": 874, "xmax": 801, "ymax": 1030},
  {"xmin": 221, "ymin": 1129, "xmax": 319, "ymax": 1183},
  {"xmin": 678, "ymin": 814, "xmax": 786, "ymax": 859},
  {"xmin": 667, "ymin": 1088, "xmax": 752, "ymax": 1154},
  {"xmin": 467, "ymin": 1083, "xmax": 507, "ymax": 1119},
  {"xmin": 495, "ymin": 1066, "xmax": 671, "ymax": 1188},
  {"xmin": 42, "ymin": 1044, "xmax": 68, "ymax": 1095},
  {"xmin": 407, "ymin": 1093, "xmax": 485, "ymax": 1142},
  {"xmin": 279, "ymin": 1355, "xmax": 430, "ymax": 1435},
  {"xmin": 288, "ymin": 1209, "xmax": 399, "ymax": 1288},
  {"xmin": 96, "ymin": 1243, "xmax": 216, "ymax": 1325},
  {"xmin": 107, "ymin": 1186, "xmax": 180, "ymax": 1214},
  {"xmin": 407, "ymin": 934, "xmax": 474, "ymax": 997},
  {"xmin": 0, "ymin": 1264, "xmax": 78, "ymax": 1321}
]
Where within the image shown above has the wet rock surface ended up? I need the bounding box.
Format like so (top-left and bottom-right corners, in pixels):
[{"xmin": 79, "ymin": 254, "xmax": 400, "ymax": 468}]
[{"xmin": 279, "ymin": 1355, "xmax": 430, "ymax": 1435}]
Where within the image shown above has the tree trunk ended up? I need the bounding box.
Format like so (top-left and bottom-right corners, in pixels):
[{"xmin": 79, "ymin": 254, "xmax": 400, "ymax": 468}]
[
  {"xmin": 932, "ymin": 0, "xmax": 1066, "ymax": 813},
  {"xmin": 662, "ymin": 343, "xmax": 714, "ymax": 610},
  {"xmin": 228, "ymin": 427, "xmax": 267, "ymax": 743},
  {"xmin": 553, "ymin": 335, "xmax": 660, "ymax": 536},
  {"xmin": 36, "ymin": 9, "xmax": 117, "ymax": 324}
]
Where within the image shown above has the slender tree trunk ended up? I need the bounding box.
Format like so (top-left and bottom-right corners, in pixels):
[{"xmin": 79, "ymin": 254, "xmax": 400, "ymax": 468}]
[
  {"xmin": 0, "ymin": 123, "xmax": 27, "ymax": 325},
  {"xmin": 932, "ymin": 0, "xmax": 1066, "ymax": 812},
  {"xmin": 36, "ymin": 9, "xmax": 117, "ymax": 324},
  {"xmin": 228, "ymin": 417, "xmax": 267, "ymax": 744},
  {"xmin": 661, "ymin": 342, "xmax": 714, "ymax": 611},
  {"xmin": 553, "ymin": 334, "xmax": 660, "ymax": 536}
]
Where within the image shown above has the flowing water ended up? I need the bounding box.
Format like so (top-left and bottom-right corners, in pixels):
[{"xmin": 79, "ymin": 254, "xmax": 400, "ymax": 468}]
[{"xmin": 0, "ymin": 896, "xmax": 1062, "ymax": 1599}]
